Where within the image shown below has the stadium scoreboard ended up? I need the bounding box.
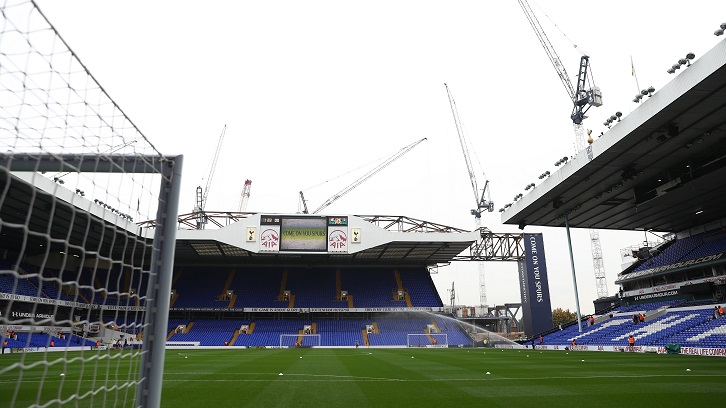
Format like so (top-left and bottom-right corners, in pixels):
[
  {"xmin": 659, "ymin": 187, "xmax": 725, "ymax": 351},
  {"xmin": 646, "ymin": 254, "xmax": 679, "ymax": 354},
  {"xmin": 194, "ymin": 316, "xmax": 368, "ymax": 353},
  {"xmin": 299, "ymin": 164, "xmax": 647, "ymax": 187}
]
[{"xmin": 258, "ymin": 215, "xmax": 350, "ymax": 253}]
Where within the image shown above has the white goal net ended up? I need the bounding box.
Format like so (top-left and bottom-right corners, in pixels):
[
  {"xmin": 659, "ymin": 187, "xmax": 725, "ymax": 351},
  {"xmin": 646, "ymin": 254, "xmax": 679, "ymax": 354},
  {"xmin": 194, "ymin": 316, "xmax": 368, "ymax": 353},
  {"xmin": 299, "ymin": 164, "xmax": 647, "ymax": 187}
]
[
  {"xmin": 279, "ymin": 334, "xmax": 322, "ymax": 348},
  {"xmin": 407, "ymin": 333, "xmax": 448, "ymax": 348},
  {"xmin": 0, "ymin": 1, "xmax": 181, "ymax": 407}
]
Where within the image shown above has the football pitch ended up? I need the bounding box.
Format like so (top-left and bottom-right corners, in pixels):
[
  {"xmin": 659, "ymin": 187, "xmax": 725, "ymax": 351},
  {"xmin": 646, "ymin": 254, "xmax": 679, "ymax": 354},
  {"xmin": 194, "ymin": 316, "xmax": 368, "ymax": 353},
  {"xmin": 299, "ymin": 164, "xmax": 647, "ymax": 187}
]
[{"xmin": 3, "ymin": 348, "xmax": 726, "ymax": 407}]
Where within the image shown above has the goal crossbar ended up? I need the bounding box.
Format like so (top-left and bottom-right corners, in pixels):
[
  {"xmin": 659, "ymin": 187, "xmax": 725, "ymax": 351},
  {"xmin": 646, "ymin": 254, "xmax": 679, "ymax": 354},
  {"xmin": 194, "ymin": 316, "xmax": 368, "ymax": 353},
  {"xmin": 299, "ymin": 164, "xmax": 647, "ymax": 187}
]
[
  {"xmin": 279, "ymin": 334, "xmax": 322, "ymax": 348},
  {"xmin": 407, "ymin": 333, "xmax": 448, "ymax": 347}
]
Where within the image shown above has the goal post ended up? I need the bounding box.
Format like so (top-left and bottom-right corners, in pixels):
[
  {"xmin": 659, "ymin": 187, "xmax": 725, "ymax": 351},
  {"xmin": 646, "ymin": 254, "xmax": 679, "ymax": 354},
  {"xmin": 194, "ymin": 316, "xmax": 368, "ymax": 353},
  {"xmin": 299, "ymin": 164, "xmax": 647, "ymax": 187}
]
[
  {"xmin": 0, "ymin": 2, "xmax": 182, "ymax": 407},
  {"xmin": 407, "ymin": 333, "xmax": 448, "ymax": 348},
  {"xmin": 279, "ymin": 334, "xmax": 322, "ymax": 348}
]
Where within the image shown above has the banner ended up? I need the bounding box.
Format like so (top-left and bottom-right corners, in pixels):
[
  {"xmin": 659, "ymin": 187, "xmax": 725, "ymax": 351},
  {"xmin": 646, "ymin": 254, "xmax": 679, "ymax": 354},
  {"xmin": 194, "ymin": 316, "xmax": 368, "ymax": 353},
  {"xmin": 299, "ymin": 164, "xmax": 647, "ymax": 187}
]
[
  {"xmin": 0, "ymin": 292, "xmax": 144, "ymax": 312},
  {"xmin": 519, "ymin": 233, "xmax": 553, "ymax": 337}
]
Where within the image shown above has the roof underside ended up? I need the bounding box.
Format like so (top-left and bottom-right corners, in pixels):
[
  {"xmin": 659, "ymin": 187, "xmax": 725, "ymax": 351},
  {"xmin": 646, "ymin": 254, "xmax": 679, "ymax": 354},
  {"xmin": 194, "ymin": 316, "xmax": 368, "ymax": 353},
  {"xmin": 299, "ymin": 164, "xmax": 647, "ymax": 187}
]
[
  {"xmin": 173, "ymin": 239, "xmax": 473, "ymax": 267},
  {"xmin": 502, "ymin": 39, "xmax": 726, "ymax": 233}
]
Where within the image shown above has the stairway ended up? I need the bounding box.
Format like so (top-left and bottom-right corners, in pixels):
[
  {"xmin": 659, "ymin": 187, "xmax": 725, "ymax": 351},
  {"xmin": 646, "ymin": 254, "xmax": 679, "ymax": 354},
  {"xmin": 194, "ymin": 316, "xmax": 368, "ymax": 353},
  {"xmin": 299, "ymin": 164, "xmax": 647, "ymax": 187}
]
[
  {"xmin": 361, "ymin": 329, "xmax": 369, "ymax": 346},
  {"xmin": 393, "ymin": 269, "xmax": 412, "ymax": 307},
  {"xmin": 336, "ymin": 269, "xmax": 342, "ymax": 299},
  {"xmin": 169, "ymin": 292, "xmax": 179, "ymax": 308},
  {"xmin": 347, "ymin": 295, "xmax": 354, "ymax": 308},
  {"xmin": 222, "ymin": 270, "xmax": 236, "ymax": 294},
  {"xmin": 278, "ymin": 269, "xmax": 288, "ymax": 301},
  {"xmin": 229, "ymin": 329, "xmax": 240, "ymax": 346},
  {"xmin": 184, "ymin": 321, "xmax": 195, "ymax": 333},
  {"xmin": 227, "ymin": 294, "xmax": 237, "ymax": 308}
]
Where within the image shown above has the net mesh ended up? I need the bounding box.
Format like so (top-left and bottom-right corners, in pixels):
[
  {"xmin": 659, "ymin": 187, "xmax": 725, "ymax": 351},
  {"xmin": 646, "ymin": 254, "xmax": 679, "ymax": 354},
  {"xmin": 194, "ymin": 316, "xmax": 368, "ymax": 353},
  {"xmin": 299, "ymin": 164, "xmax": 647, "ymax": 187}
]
[
  {"xmin": 407, "ymin": 333, "xmax": 448, "ymax": 347},
  {"xmin": 279, "ymin": 334, "xmax": 322, "ymax": 348},
  {"xmin": 1, "ymin": 1, "xmax": 173, "ymax": 406}
]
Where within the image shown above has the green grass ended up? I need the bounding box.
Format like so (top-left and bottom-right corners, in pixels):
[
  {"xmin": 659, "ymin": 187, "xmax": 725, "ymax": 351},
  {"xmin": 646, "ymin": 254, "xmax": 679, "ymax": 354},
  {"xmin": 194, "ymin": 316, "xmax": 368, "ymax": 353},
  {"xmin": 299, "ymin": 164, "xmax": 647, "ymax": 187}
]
[{"xmin": 3, "ymin": 348, "xmax": 726, "ymax": 407}]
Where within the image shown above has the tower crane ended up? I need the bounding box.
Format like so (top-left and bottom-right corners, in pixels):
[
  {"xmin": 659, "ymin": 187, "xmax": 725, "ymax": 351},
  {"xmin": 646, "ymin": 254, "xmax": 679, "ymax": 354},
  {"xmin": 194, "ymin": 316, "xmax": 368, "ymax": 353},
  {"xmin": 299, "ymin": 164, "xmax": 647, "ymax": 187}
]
[
  {"xmin": 300, "ymin": 137, "xmax": 427, "ymax": 215},
  {"xmin": 194, "ymin": 124, "xmax": 226, "ymax": 229},
  {"xmin": 518, "ymin": 1, "xmax": 608, "ymax": 299},
  {"xmin": 518, "ymin": 0, "xmax": 602, "ymax": 153},
  {"xmin": 444, "ymin": 83, "xmax": 493, "ymax": 308},
  {"xmin": 237, "ymin": 179, "xmax": 252, "ymax": 212}
]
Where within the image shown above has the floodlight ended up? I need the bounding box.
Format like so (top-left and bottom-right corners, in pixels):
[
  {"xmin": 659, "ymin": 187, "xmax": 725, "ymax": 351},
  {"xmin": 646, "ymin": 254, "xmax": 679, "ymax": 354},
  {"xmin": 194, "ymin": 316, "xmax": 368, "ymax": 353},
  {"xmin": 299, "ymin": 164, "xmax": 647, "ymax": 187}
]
[
  {"xmin": 678, "ymin": 58, "xmax": 688, "ymax": 65},
  {"xmin": 685, "ymin": 53, "xmax": 695, "ymax": 60},
  {"xmin": 647, "ymin": 87, "xmax": 655, "ymax": 94},
  {"xmin": 721, "ymin": 23, "xmax": 726, "ymax": 29},
  {"xmin": 715, "ymin": 28, "xmax": 724, "ymax": 36},
  {"xmin": 610, "ymin": 115, "xmax": 617, "ymax": 121},
  {"xmin": 667, "ymin": 68, "xmax": 675, "ymax": 74},
  {"xmin": 672, "ymin": 64, "xmax": 681, "ymax": 70},
  {"xmin": 615, "ymin": 111, "xmax": 622, "ymax": 118}
]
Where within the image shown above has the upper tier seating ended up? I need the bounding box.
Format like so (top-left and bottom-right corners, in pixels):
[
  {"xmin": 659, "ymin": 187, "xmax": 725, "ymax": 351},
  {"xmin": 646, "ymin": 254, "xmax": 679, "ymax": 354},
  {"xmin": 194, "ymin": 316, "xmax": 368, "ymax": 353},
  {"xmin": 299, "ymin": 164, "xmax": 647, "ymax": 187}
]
[{"xmin": 172, "ymin": 267, "xmax": 443, "ymax": 309}]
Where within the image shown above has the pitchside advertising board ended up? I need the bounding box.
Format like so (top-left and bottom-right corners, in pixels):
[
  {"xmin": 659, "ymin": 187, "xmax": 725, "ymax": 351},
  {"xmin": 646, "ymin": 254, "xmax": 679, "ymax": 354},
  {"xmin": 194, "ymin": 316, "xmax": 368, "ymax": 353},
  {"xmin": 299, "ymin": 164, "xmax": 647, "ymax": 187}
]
[
  {"xmin": 518, "ymin": 233, "xmax": 554, "ymax": 337},
  {"xmin": 255, "ymin": 215, "xmax": 350, "ymax": 253}
]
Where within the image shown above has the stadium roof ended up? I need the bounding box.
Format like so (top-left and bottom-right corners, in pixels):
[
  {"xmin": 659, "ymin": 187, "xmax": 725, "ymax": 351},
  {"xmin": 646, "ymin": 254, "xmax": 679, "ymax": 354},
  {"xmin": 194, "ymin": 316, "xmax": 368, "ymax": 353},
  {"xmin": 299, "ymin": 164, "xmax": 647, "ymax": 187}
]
[
  {"xmin": 501, "ymin": 38, "xmax": 726, "ymax": 233},
  {"xmin": 0, "ymin": 170, "xmax": 478, "ymax": 267},
  {"xmin": 171, "ymin": 214, "xmax": 478, "ymax": 266}
]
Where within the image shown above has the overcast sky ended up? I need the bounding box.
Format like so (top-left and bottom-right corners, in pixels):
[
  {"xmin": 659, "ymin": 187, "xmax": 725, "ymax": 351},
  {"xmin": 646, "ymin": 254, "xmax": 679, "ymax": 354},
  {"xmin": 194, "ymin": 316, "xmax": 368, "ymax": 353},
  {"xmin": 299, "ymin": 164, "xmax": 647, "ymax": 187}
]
[{"xmin": 33, "ymin": 0, "xmax": 726, "ymax": 315}]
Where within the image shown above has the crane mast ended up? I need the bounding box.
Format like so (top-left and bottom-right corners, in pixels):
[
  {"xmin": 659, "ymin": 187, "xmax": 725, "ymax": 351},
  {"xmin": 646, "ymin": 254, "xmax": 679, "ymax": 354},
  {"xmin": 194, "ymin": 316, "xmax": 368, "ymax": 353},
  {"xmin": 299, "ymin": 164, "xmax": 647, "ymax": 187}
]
[
  {"xmin": 237, "ymin": 179, "xmax": 252, "ymax": 212},
  {"xmin": 518, "ymin": 1, "xmax": 608, "ymax": 299},
  {"xmin": 304, "ymin": 137, "xmax": 427, "ymax": 215},
  {"xmin": 517, "ymin": 0, "xmax": 602, "ymax": 152},
  {"xmin": 445, "ymin": 83, "xmax": 493, "ymax": 308},
  {"xmin": 444, "ymin": 84, "xmax": 493, "ymax": 218},
  {"xmin": 194, "ymin": 124, "xmax": 227, "ymax": 229}
]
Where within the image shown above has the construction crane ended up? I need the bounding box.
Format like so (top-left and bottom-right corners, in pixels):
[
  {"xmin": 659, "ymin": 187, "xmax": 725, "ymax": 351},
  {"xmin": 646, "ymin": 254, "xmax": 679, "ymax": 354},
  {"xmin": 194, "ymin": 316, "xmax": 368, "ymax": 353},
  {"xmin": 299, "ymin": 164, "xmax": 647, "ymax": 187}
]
[
  {"xmin": 518, "ymin": 2, "xmax": 608, "ymax": 299},
  {"xmin": 300, "ymin": 137, "xmax": 427, "ymax": 215},
  {"xmin": 194, "ymin": 124, "xmax": 226, "ymax": 229},
  {"xmin": 237, "ymin": 179, "xmax": 252, "ymax": 212},
  {"xmin": 444, "ymin": 83, "xmax": 493, "ymax": 308},
  {"xmin": 518, "ymin": 0, "xmax": 602, "ymax": 153}
]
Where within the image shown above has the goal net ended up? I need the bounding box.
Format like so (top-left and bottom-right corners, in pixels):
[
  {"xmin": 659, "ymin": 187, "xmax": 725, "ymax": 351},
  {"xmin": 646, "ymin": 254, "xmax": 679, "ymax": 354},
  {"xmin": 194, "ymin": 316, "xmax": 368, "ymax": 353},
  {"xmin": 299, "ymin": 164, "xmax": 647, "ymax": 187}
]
[
  {"xmin": 0, "ymin": 2, "xmax": 181, "ymax": 407},
  {"xmin": 407, "ymin": 333, "xmax": 448, "ymax": 348},
  {"xmin": 280, "ymin": 334, "xmax": 322, "ymax": 348}
]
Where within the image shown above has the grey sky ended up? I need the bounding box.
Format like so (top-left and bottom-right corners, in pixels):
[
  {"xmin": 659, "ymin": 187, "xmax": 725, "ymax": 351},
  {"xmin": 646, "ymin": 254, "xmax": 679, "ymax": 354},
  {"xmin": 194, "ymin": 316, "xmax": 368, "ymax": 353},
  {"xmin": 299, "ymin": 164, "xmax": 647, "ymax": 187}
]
[{"xmin": 34, "ymin": 0, "xmax": 726, "ymax": 314}]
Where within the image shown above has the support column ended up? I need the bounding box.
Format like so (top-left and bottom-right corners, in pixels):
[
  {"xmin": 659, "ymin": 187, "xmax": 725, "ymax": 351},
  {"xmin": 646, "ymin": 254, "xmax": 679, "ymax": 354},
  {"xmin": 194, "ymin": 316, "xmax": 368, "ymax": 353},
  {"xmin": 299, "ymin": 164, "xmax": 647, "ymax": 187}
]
[{"xmin": 564, "ymin": 213, "xmax": 583, "ymax": 333}]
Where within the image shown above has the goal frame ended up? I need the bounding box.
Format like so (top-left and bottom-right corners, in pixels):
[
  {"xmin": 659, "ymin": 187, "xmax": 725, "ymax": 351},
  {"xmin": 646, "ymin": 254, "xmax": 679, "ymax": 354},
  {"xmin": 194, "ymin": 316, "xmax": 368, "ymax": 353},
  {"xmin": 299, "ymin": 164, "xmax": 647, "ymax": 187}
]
[
  {"xmin": 279, "ymin": 333, "xmax": 322, "ymax": 348},
  {"xmin": 407, "ymin": 333, "xmax": 448, "ymax": 348},
  {"xmin": 2, "ymin": 154, "xmax": 183, "ymax": 407}
]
